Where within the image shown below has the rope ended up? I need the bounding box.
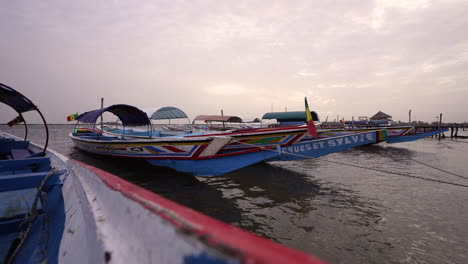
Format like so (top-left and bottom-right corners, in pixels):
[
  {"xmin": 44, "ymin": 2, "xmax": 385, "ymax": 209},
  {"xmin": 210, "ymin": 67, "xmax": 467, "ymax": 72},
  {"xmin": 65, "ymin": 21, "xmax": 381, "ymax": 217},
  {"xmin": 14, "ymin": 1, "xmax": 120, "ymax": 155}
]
[
  {"xmin": 407, "ymin": 158, "xmax": 468, "ymax": 180},
  {"xmin": 321, "ymin": 159, "xmax": 468, "ymax": 188},
  {"xmin": 5, "ymin": 167, "xmax": 58, "ymax": 264},
  {"xmin": 231, "ymin": 139, "xmax": 468, "ymax": 188}
]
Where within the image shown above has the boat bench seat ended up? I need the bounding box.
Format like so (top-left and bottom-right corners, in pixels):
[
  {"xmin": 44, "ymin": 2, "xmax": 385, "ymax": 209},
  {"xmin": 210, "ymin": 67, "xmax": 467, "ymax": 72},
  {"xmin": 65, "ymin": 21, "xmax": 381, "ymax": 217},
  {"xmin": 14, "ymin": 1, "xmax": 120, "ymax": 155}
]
[
  {"xmin": 0, "ymin": 141, "xmax": 29, "ymax": 155},
  {"xmin": 10, "ymin": 149, "xmax": 32, "ymax": 159},
  {"xmin": 0, "ymin": 169, "xmax": 65, "ymax": 192},
  {"xmin": 0, "ymin": 157, "xmax": 51, "ymax": 174}
]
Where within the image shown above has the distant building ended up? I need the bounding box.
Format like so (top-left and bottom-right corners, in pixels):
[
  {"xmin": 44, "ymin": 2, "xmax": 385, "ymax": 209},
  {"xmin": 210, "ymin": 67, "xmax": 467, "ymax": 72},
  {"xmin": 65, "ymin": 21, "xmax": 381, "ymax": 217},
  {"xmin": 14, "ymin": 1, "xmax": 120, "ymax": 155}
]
[{"xmin": 370, "ymin": 111, "xmax": 392, "ymax": 121}]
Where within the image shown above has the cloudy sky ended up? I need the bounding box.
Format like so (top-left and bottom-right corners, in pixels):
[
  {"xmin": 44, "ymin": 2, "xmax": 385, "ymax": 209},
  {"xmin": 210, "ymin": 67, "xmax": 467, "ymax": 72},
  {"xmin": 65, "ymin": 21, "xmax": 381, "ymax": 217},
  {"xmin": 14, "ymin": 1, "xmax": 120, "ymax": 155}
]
[{"xmin": 1, "ymin": 0, "xmax": 467, "ymax": 124}]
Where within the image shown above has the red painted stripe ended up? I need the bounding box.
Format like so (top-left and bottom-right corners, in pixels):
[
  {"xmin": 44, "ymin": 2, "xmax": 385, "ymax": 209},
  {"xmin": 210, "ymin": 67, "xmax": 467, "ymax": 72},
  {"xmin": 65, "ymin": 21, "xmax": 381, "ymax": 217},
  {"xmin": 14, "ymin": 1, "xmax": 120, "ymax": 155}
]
[
  {"xmin": 71, "ymin": 160, "xmax": 327, "ymax": 264},
  {"xmin": 162, "ymin": 146, "xmax": 186, "ymax": 153},
  {"xmin": 185, "ymin": 126, "xmax": 307, "ymax": 137}
]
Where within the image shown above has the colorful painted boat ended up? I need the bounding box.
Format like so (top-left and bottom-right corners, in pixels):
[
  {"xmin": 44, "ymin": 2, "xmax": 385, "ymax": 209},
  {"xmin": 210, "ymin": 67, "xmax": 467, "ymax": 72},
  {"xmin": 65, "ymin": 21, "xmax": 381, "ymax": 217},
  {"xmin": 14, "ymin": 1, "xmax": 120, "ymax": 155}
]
[
  {"xmin": 103, "ymin": 122, "xmax": 309, "ymax": 152},
  {"xmin": 385, "ymin": 127, "xmax": 449, "ymax": 143},
  {"xmin": 318, "ymin": 126, "xmax": 448, "ymax": 143},
  {"xmin": 1, "ymin": 83, "xmax": 326, "ymax": 264},
  {"xmin": 262, "ymin": 111, "xmax": 447, "ymax": 144},
  {"xmin": 268, "ymin": 129, "xmax": 387, "ymax": 161},
  {"xmin": 70, "ymin": 104, "xmax": 280, "ymax": 176},
  {"xmin": 102, "ymin": 107, "xmax": 387, "ymax": 164}
]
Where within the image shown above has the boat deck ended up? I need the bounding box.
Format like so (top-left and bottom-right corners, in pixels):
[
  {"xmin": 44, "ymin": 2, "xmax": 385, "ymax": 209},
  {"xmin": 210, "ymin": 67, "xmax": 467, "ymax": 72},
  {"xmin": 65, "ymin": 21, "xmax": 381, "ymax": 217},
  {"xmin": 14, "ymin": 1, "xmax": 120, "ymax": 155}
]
[{"xmin": 0, "ymin": 138, "xmax": 65, "ymax": 263}]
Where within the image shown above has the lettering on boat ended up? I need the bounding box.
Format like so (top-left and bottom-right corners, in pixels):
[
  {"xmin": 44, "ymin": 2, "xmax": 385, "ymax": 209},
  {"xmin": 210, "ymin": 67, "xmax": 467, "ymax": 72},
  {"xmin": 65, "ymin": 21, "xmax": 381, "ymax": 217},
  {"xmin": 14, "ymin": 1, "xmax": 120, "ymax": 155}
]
[{"xmin": 282, "ymin": 132, "xmax": 376, "ymax": 154}]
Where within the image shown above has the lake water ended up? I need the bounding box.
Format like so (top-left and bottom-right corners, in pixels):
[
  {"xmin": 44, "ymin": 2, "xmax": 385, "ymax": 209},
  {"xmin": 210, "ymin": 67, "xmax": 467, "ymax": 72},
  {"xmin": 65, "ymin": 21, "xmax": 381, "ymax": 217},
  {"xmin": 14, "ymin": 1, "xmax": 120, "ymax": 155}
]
[{"xmin": 2, "ymin": 124, "xmax": 468, "ymax": 264}]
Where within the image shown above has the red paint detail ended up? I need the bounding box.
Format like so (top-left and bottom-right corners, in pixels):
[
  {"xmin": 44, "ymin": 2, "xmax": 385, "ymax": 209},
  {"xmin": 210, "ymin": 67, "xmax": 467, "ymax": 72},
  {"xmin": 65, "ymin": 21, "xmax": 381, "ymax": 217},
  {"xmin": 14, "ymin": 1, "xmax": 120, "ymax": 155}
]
[
  {"xmin": 283, "ymin": 134, "xmax": 304, "ymax": 147},
  {"xmin": 71, "ymin": 160, "xmax": 327, "ymax": 264},
  {"xmin": 185, "ymin": 126, "xmax": 307, "ymax": 137},
  {"xmin": 191, "ymin": 144, "xmax": 207, "ymax": 158},
  {"xmin": 162, "ymin": 146, "xmax": 186, "ymax": 153}
]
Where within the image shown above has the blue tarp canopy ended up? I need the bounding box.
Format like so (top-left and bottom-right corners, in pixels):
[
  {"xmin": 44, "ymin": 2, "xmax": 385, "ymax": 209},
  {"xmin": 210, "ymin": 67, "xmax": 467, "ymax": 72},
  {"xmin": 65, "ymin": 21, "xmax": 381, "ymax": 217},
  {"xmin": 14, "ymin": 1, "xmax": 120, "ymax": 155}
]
[
  {"xmin": 77, "ymin": 104, "xmax": 151, "ymax": 126},
  {"xmin": 261, "ymin": 111, "xmax": 319, "ymax": 122},
  {"xmin": 149, "ymin": 106, "xmax": 188, "ymax": 120},
  {"xmin": 0, "ymin": 83, "xmax": 37, "ymax": 113}
]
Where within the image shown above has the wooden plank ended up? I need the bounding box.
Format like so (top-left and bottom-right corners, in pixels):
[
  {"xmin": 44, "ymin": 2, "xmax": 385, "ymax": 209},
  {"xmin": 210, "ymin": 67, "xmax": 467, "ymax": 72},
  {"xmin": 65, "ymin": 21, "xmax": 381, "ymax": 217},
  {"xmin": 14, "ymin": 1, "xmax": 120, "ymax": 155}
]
[
  {"xmin": 11, "ymin": 149, "xmax": 32, "ymax": 159},
  {"xmin": 0, "ymin": 157, "xmax": 51, "ymax": 173},
  {"xmin": 0, "ymin": 170, "xmax": 65, "ymax": 192}
]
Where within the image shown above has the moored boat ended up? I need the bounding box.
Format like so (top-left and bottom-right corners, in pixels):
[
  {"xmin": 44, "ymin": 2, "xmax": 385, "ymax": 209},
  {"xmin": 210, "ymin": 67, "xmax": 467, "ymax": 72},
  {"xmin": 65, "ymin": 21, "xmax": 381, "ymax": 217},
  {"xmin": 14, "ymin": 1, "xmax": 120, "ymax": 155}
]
[
  {"xmin": 268, "ymin": 129, "xmax": 387, "ymax": 161},
  {"xmin": 318, "ymin": 126, "xmax": 448, "ymax": 143},
  {"xmin": 70, "ymin": 104, "xmax": 280, "ymax": 176}
]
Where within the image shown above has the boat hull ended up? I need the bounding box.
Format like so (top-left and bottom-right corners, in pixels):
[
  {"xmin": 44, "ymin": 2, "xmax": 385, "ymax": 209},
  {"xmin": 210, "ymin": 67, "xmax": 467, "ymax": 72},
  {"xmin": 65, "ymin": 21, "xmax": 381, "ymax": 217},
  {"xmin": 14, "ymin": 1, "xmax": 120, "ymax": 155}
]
[
  {"xmin": 147, "ymin": 148, "xmax": 279, "ymax": 176},
  {"xmin": 386, "ymin": 128, "xmax": 448, "ymax": 143},
  {"xmin": 70, "ymin": 133, "xmax": 280, "ymax": 176},
  {"xmin": 268, "ymin": 130, "xmax": 385, "ymax": 161}
]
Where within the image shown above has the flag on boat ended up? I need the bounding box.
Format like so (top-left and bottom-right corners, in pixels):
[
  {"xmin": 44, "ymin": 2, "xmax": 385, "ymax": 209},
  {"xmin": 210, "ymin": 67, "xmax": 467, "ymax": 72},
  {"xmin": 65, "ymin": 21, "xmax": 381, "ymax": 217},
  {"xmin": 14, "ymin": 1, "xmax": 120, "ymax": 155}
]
[
  {"xmin": 7, "ymin": 115, "xmax": 24, "ymax": 127},
  {"xmin": 304, "ymin": 97, "xmax": 318, "ymax": 138},
  {"xmin": 67, "ymin": 113, "xmax": 78, "ymax": 121}
]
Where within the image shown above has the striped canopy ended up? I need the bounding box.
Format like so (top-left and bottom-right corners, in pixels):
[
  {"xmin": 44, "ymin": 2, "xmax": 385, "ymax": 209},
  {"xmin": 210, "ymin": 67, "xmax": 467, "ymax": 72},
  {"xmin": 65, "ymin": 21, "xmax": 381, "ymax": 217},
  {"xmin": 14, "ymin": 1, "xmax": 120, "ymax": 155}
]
[
  {"xmin": 77, "ymin": 104, "xmax": 151, "ymax": 126},
  {"xmin": 149, "ymin": 106, "xmax": 188, "ymax": 120}
]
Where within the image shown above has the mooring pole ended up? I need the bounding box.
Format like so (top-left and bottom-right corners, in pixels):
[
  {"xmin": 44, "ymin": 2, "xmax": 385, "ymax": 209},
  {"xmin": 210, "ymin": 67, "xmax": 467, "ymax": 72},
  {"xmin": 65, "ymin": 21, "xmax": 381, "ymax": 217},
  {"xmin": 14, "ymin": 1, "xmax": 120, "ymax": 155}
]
[
  {"xmin": 221, "ymin": 109, "xmax": 225, "ymax": 128},
  {"xmin": 100, "ymin": 97, "xmax": 104, "ymax": 130},
  {"xmin": 438, "ymin": 113, "xmax": 443, "ymax": 139},
  {"xmin": 409, "ymin": 109, "xmax": 411, "ymax": 124}
]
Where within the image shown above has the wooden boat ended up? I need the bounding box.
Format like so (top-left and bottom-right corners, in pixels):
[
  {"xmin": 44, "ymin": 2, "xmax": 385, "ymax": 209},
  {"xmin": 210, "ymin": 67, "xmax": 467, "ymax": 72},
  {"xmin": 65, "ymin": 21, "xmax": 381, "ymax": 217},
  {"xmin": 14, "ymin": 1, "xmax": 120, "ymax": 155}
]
[
  {"xmin": 102, "ymin": 105, "xmax": 388, "ymax": 163},
  {"xmin": 262, "ymin": 111, "xmax": 448, "ymax": 144},
  {"xmin": 385, "ymin": 127, "xmax": 449, "ymax": 143},
  {"xmin": 267, "ymin": 129, "xmax": 387, "ymax": 161},
  {"xmin": 318, "ymin": 126, "xmax": 448, "ymax": 143},
  {"xmin": 1, "ymin": 83, "xmax": 326, "ymax": 264},
  {"xmin": 70, "ymin": 104, "xmax": 280, "ymax": 176}
]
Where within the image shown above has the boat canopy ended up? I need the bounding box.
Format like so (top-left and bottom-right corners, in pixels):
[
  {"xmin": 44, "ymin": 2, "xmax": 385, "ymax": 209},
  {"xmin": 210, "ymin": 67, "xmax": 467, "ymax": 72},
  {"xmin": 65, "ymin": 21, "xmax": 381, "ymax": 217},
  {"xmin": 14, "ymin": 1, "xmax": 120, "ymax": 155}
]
[
  {"xmin": 77, "ymin": 104, "xmax": 151, "ymax": 126},
  {"xmin": 0, "ymin": 83, "xmax": 37, "ymax": 113},
  {"xmin": 193, "ymin": 115, "xmax": 243, "ymax": 123},
  {"xmin": 261, "ymin": 111, "xmax": 319, "ymax": 122},
  {"xmin": 149, "ymin": 106, "xmax": 188, "ymax": 120},
  {"xmin": 0, "ymin": 82, "xmax": 49, "ymax": 154}
]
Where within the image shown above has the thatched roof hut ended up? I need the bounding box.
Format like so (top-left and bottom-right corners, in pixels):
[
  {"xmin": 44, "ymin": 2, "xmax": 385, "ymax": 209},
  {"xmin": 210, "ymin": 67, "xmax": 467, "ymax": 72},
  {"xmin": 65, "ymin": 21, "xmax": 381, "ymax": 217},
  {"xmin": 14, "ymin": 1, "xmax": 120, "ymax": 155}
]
[{"xmin": 370, "ymin": 111, "xmax": 392, "ymax": 120}]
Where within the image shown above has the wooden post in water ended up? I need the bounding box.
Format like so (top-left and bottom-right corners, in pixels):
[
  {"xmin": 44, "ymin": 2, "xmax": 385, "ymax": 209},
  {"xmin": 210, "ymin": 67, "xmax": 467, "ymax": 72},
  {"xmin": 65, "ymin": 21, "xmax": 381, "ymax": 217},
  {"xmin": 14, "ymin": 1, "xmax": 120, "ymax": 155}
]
[
  {"xmin": 221, "ymin": 109, "xmax": 225, "ymax": 128},
  {"xmin": 100, "ymin": 98, "xmax": 104, "ymax": 129},
  {"xmin": 438, "ymin": 113, "xmax": 443, "ymax": 139}
]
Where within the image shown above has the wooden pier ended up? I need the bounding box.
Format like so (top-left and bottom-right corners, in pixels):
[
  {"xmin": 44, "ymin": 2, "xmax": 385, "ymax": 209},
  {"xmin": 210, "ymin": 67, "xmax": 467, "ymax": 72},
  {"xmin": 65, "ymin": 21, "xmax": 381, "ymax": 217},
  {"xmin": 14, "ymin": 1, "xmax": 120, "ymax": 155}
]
[{"xmin": 449, "ymin": 123, "xmax": 467, "ymax": 139}]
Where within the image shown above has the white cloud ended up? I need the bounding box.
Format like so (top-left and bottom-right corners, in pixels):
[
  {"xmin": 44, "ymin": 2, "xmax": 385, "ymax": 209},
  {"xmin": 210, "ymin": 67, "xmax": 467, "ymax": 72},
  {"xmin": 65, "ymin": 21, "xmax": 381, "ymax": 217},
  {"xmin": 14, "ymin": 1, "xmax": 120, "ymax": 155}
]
[{"xmin": 203, "ymin": 83, "xmax": 256, "ymax": 96}]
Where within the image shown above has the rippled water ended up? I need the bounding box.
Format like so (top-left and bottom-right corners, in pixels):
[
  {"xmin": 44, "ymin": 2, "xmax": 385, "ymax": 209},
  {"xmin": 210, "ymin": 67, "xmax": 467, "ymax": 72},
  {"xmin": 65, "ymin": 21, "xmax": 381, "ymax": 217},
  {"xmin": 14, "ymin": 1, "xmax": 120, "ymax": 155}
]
[{"xmin": 2, "ymin": 124, "xmax": 468, "ymax": 264}]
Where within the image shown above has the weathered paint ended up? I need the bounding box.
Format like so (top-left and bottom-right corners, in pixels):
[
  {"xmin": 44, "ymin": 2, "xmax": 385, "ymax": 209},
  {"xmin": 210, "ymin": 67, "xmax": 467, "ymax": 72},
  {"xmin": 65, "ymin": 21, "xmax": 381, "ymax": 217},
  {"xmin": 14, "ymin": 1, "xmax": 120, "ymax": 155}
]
[{"xmin": 70, "ymin": 160, "xmax": 327, "ymax": 264}]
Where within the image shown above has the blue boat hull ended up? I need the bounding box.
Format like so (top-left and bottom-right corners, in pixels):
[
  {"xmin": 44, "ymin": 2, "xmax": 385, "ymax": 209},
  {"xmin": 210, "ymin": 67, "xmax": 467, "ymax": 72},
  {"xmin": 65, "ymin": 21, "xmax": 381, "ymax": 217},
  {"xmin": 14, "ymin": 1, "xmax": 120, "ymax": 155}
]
[
  {"xmin": 386, "ymin": 128, "xmax": 449, "ymax": 143},
  {"xmin": 268, "ymin": 130, "xmax": 382, "ymax": 161},
  {"xmin": 147, "ymin": 149, "xmax": 280, "ymax": 176}
]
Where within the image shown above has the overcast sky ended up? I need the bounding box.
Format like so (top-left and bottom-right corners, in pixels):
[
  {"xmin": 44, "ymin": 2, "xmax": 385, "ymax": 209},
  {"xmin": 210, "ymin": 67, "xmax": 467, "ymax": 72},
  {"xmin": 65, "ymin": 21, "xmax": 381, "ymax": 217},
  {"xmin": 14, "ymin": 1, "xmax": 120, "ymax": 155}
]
[{"xmin": 1, "ymin": 0, "xmax": 467, "ymax": 124}]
